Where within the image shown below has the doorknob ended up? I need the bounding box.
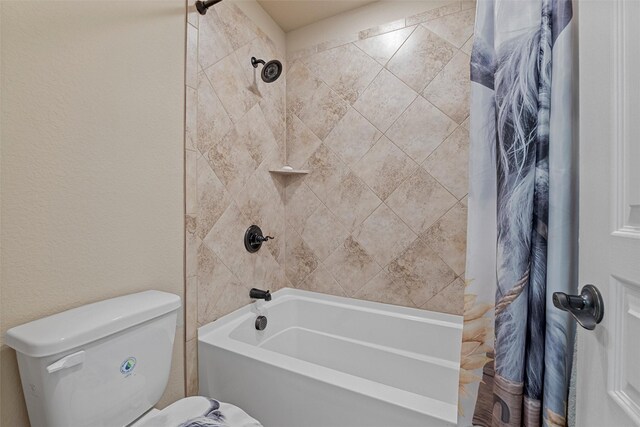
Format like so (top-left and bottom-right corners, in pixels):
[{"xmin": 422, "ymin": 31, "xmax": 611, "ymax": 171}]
[{"xmin": 552, "ymin": 285, "xmax": 604, "ymax": 330}]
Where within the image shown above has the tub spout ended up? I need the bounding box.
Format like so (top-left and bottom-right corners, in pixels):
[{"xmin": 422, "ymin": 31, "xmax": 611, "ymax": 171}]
[{"xmin": 250, "ymin": 288, "xmax": 271, "ymax": 301}]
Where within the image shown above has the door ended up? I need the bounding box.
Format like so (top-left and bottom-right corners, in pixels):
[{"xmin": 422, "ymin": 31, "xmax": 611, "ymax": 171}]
[{"xmin": 577, "ymin": 0, "xmax": 640, "ymax": 425}]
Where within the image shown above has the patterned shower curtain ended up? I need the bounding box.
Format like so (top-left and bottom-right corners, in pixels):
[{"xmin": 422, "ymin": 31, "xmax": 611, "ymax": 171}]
[{"xmin": 459, "ymin": 0, "xmax": 577, "ymax": 426}]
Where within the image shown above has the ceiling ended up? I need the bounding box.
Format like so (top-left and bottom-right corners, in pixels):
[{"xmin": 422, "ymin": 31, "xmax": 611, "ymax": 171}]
[{"xmin": 257, "ymin": 0, "xmax": 379, "ymax": 32}]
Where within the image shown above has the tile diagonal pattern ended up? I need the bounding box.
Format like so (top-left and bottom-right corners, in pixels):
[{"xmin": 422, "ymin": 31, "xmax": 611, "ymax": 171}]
[
  {"xmin": 284, "ymin": 3, "xmax": 473, "ymax": 313},
  {"xmin": 185, "ymin": 0, "xmax": 475, "ymax": 396}
]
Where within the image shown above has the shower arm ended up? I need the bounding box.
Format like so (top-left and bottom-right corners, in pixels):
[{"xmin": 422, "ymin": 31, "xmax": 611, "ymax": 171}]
[
  {"xmin": 195, "ymin": 0, "xmax": 222, "ymax": 15},
  {"xmin": 251, "ymin": 57, "xmax": 266, "ymax": 68}
]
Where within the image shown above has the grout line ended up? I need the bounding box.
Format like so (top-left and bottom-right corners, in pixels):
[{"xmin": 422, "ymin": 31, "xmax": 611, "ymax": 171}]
[{"xmin": 193, "ymin": 6, "xmax": 472, "ymax": 316}]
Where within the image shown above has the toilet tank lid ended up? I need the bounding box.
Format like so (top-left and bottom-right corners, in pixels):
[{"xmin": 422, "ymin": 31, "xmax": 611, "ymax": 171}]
[{"xmin": 5, "ymin": 290, "xmax": 181, "ymax": 357}]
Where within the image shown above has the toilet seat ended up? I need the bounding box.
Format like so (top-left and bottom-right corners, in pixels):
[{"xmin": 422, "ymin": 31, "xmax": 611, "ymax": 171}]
[{"xmin": 133, "ymin": 396, "xmax": 262, "ymax": 427}]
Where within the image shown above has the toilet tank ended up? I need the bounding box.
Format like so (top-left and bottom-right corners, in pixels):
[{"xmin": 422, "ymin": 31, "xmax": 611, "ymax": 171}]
[{"xmin": 5, "ymin": 290, "xmax": 181, "ymax": 427}]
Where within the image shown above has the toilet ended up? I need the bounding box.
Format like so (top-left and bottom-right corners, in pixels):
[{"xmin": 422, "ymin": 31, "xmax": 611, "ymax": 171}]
[{"xmin": 5, "ymin": 290, "xmax": 261, "ymax": 427}]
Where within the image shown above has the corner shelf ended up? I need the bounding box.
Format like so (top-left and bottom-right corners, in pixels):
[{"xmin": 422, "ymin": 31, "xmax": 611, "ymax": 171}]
[{"xmin": 269, "ymin": 168, "xmax": 310, "ymax": 176}]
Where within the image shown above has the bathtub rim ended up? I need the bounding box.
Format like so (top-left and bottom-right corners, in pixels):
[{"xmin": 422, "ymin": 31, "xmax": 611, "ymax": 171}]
[
  {"xmin": 198, "ymin": 288, "xmax": 463, "ymax": 335},
  {"xmin": 197, "ymin": 288, "xmax": 463, "ymax": 425}
]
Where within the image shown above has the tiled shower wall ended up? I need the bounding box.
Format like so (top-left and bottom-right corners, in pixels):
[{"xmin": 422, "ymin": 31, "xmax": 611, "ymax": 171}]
[
  {"xmin": 284, "ymin": 3, "xmax": 474, "ymax": 313},
  {"xmin": 185, "ymin": 0, "xmax": 474, "ymax": 395},
  {"xmin": 184, "ymin": 2, "xmax": 287, "ymax": 395}
]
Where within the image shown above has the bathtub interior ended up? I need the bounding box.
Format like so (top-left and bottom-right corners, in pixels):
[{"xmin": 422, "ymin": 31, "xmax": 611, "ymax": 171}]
[{"xmin": 220, "ymin": 290, "xmax": 463, "ymax": 407}]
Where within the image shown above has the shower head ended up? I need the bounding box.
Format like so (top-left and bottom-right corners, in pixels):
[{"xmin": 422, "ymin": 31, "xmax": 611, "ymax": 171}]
[{"xmin": 251, "ymin": 57, "xmax": 282, "ymax": 83}]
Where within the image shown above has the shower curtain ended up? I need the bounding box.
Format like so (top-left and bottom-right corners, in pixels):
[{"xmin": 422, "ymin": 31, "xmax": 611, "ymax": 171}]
[{"xmin": 459, "ymin": 0, "xmax": 577, "ymax": 426}]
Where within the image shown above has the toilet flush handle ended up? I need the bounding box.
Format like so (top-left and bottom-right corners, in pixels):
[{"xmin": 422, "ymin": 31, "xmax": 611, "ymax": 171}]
[{"xmin": 46, "ymin": 350, "xmax": 85, "ymax": 374}]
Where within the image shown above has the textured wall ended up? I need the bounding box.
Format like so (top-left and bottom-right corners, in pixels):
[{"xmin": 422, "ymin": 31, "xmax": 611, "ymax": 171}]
[
  {"xmin": 184, "ymin": 1, "xmax": 287, "ymax": 395},
  {"xmin": 284, "ymin": 1, "xmax": 474, "ymax": 315},
  {"xmin": 0, "ymin": 1, "xmax": 186, "ymax": 425}
]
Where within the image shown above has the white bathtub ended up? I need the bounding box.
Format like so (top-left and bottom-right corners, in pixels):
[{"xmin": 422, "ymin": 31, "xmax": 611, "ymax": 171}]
[{"xmin": 198, "ymin": 288, "xmax": 462, "ymax": 427}]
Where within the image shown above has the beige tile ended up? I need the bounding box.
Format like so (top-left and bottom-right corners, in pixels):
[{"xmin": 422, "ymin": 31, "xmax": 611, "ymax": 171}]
[
  {"xmin": 297, "ymin": 263, "xmax": 347, "ymax": 296},
  {"xmin": 355, "ymin": 26, "xmax": 416, "ymax": 66},
  {"xmin": 299, "ymin": 203, "xmax": 349, "ymax": 261},
  {"xmin": 359, "ymin": 19, "xmax": 406, "ymax": 39},
  {"xmin": 423, "ymin": 125, "xmax": 469, "ymax": 199},
  {"xmin": 210, "ymin": 280, "xmax": 252, "ymax": 319},
  {"xmin": 297, "ymin": 83, "xmax": 350, "ymax": 140},
  {"xmin": 186, "ymin": 150, "xmax": 197, "ymax": 215},
  {"xmin": 353, "ymin": 136, "xmax": 418, "ymax": 200},
  {"xmin": 196, "ymin": 73, "xmax": 233, "ymax": 156},
  {"xmin": 353, "ymin": 203, "xmax": 417, "ymax": 267},
  {"xmin": 461, "ymin": 115, "xmax": 470, "ymax": 130},
  {"xmin": 234, "ymin": 104, "xmax": 278, "ymax": 166},
  {"xmin": 187, "ymin": 2, "xmax": 199, "ymax": 27},
  {"xmin": 324, "ymin": 107, "xmax": 382, "ymax": 166},
  {"xmin": 201, "ymin": 202, "xmax": 247, "ymax": 275},
  {"xmin": 186, "ymin": 23, "xmax": 198, "ymax": 89},
  {"xmin": 286, "ymin": 113, "xmax": 322, "ymax": 168},
  {"xmin": 285, "ymin": 177, "xmax": 322, "ymax": 232},
  {"xmin": 315, "ymin": 33, "xmax": 360, "ymax": 54},
  {"xmin": 386, "ymin": 26, "xmax": 456, "ymax": 92},
  {"xmin": 203, "ymin": 202, "xmax": 283, "ymax": 289},
  {"xmin": 196, "ymin": 156, "xmax": 231, "ymax": 239},
  {"xmin": 186, "ymin": 276, "xmax": 198, "ymax": 341},
  {"xmin": 204, "ymin": 53, "xmax": 259, "ymax": 123},
  {"xmin": 324, "ymin": 172, "xmax": 382, "ymax": 231},
  {"xmin": 325, "ymin": 236, "xmax": 381, "ymax": 295},
  {"xmin": 186, "ymin": 215, "xmax": 199, "ymax": 278},
  {"xmin": 423, "ymin": 51, "xmax": 470, "ymax": 124},
  {"xmin": 285, "ymin": 228, "xmax": 319, "ymax": 286},
  {"xmin": 239, "ymin": 249, "xmax": 286, "ymax": 293},
  {"xmin": 423, "ymin": 202, "xmax": 467, "ymax": 275},
  {"xmin": 386, "ymin": 96, "xmax": 458, "ymax": 163},
  {"xmin": 386, "ymin": 168, "xmax": 457, "ymax": 234},
  {"xmin": 461, "ymin": 35, "xmax": 474, "ymax": 55},
  {"xmin": 422, "ymin": 8, "xmax": 475, "ymax": 48},
  {"xmin": 234, "ymin": 35, "xmax": 278, "ymax": 87},
  {"xmin": 286, "ymin": 61, "xmax": 323, "ymax": 115},
  {"xmin": 236, "ymin": 158, "xmax": 285, "ymax": 265},
  {"xmin": 215, "ymin": 2, "xmax": 258, "ymax": 50},
  {"xmin": 269, "ymin": 266, "xmax": 288, "ymax": 293},
  {"xmin": 257, "ymin": 28, "xmax": 281, "ymax": 59},
  {"xmin": 305, "ymin": 43, "xmax": 381, "ymax": 104},
  {"xmin": 286, "ymin": 179, "xmax": 323, "ymax": 232},
  {"xmin": 288, "ymin": 45, "xmax": 318, "ymax": 62},
  {"xmin": 353, "ymin": 69, "xmax": 417, "ymax": 132},
  {"xmin": 236, "ymin": 165, "xmax": 283, "ymax": 229},
  {"xmin": 386, "ymin": 237, "xmax": 457, "ymax": 306},
  {"xmin": 406, "ymin": 3, "xmax": 462, "ymax": 26},
  {"xmin": 197, "ymin": 243, "xmax": 238, "ymax": 325},
  {"xmin": 186, "ymin": 338, "xmax": 198, "ymax": 396},
  {"xmin": 302, "ymin": 144, "xmax": 349, "ymax": 203},
  {"xmin": 421, "ymin": 277, "xmax": 465, "ymax": 315},
  {"xmin": 186, "ymin": 86, "xmax": 197, "ymax": 151},
  {"xmin": 206, "ymin": 126, "xmax": 258, "ymax": 197},
  {"xmin": 355, "ymin": 270, "xmax": 415, "ymax": 307},
  {"xmin": 260, "ymin": 97, "xmax": 286, "ymax": 155},
  {"xmin": 253, "ymin": 145, "xmax": 287, "ymax": 202},
  {"xmin": 462, "ymin": 0, "xmax": 477, "ymax": 10},
  {"xmin": 198, "ymin": 9, "xmax": 232, "ymax": 70},
  {"xmin": 246, "ymin": 36, "xmax": 285, "ymax": 149}
]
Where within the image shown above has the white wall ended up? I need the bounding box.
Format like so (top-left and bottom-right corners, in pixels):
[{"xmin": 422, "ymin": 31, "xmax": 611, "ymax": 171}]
[{"xmin": 0, "ymin": 1, "xmax": 186, "ymax": 425}]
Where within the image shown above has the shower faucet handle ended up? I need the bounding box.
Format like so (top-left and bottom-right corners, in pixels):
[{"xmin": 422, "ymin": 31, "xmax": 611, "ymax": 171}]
[{"xmin": 244, "ymin": 225, "xmax": 273, "ymax": 253}]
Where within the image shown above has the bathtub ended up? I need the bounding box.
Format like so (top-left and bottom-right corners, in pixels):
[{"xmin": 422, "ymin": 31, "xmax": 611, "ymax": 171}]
[{"xmin": 198, "ymin": 288, "xmax": 463, "ymax": 427}]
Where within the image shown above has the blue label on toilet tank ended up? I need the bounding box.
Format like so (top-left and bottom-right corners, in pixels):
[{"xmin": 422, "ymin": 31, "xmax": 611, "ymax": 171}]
[{"xmin": 120, "ymin": 357, "xmax": 137, "ymax": 375}]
